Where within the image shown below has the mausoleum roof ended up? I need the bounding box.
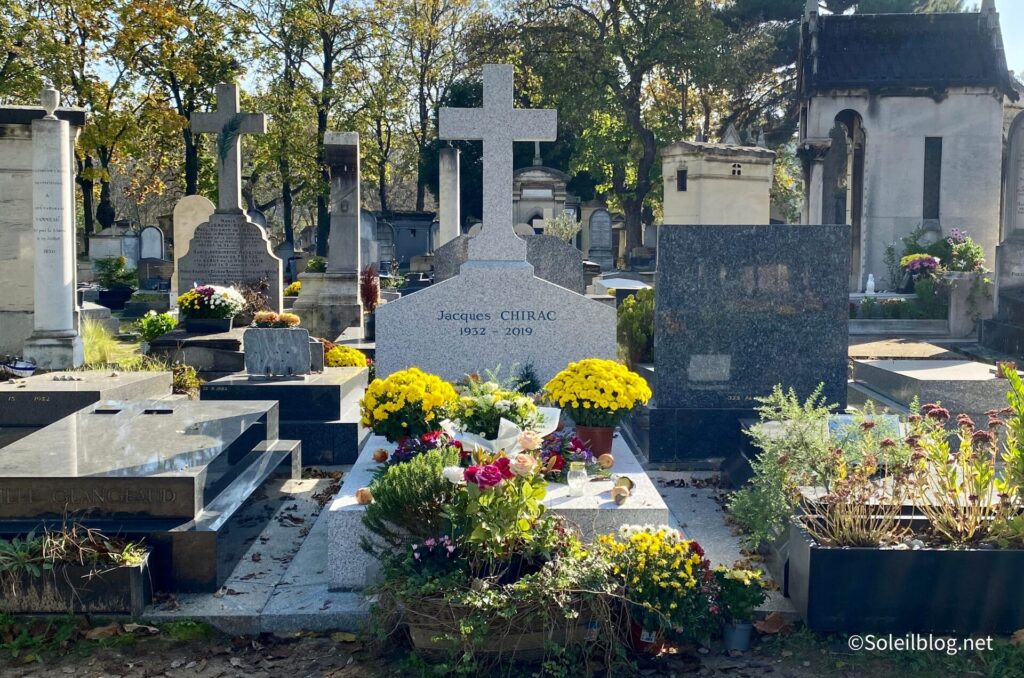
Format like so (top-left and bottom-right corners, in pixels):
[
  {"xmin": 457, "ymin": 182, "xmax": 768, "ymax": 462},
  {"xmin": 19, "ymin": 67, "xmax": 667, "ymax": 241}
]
[
  {"xmin": 804, "ymin": 12, "xmax": 1016, "ymax": 100},
  {"xmin": 661, "ymin": 140, "xmax": 776, "ymax": 161}
]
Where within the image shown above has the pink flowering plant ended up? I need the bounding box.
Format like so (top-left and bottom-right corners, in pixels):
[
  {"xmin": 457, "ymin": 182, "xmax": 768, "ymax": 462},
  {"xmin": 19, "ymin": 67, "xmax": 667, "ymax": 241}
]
[
  {"xmin": 538, "ymin": 431, "xmax": 604, "ymax": 482},
  {"xmin": 900, "ymin": 253, "xmax": 940, "ymax": 278}
]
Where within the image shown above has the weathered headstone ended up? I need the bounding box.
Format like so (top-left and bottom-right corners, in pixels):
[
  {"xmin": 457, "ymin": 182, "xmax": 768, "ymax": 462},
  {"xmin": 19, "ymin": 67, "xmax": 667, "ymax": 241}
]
[
  {"xmin": 646, "ymin": 224, "xmax": 849, "ymax": 462},
  {"xmin": 433, "ymin": 233, "xmax": 587, "ymax": 293},
  {"xmin": 0, "ymin": 102, "xmax": 85, "ymax": 356},
  {"xmin": 293, "ymin": 132, "xmax": 363, "ymax": 339},
  {"xmin": 139, "ymin": 226, "xmax": 165, "ymax": 260},
  {"xmin": 588, "ymin": 209, "xmax": 614, "ymax": 271},
  {"xmin": 376, "ymin": 64, "xmax": 616, "ymax": 383},
  {"xmin": 437, "ymin": 146, "xmax": 461, "ymax": 246},
  {"xmin": 177, "ymin": 84, "xmax": 282, "ymax": 312},
  {"xmin": 23, "ymin": 86, "xmax": 83, "ymax": 369},
  {"xmin": 170, "ymin": 195, "xmax": 215, "ymax": 305}
]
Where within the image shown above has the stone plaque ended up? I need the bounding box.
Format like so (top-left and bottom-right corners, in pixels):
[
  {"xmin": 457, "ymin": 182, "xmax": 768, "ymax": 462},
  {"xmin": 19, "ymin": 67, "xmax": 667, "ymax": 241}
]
[
  {"xmin": 243, "ymin": 327, "xmax": 311, "ymax": 377},
  {"xmin": 139, "ymin": 225, "xmax": 165, "ymax": 259},
  {"xmin": 588, "ymin": 209, "xmax": 614, "ymax": 271},
  {"xmin": 177, "ymin": 212, "xmax": 283, "ymax": 312},
  {"xmin": 376, "ymin": 265, "xmax": 616, "ymax": 384},
  {"xmin": 655, "ymin": 224, "xmax": 849, "ymax": 409}
]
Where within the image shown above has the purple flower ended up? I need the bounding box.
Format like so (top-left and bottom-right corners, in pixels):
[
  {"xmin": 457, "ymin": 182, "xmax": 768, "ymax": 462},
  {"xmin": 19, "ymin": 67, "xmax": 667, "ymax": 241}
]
[{"xmin": 474, "ymin": 464, "xmax": 504, "ymax": 489}]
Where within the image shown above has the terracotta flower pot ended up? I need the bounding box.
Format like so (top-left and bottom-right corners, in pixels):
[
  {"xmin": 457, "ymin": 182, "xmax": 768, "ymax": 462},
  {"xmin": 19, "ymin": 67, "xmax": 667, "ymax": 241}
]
[{"xmin": 575, "ymin": 425, "xmax": 614, "ymax": 455}]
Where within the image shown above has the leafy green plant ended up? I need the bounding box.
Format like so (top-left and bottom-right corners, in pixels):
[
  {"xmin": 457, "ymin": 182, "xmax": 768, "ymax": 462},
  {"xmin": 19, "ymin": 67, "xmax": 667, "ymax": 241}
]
[
  {"xmin": 616, "ymin": 287, "xmax": 653, "ymax": 364},
  {"xmin": 306, "ymin": 256, "xmax": 327, "ymax": 273},
  {"xmin": 94, "ymin": 256, "xmax": 137, "ymax": 290},
  {"xmin": 135, "ymin": 310, "xmax": 177, "ymax": 343},
  {"xmin": 362, "ymin": 447, "xmax": 463, "ymax": 549},
  {"xmin": 714, "ymin": 566, "xmax": 768, "ymax": 623},
  {"xmin": 82, "ymin": 319, "xmax": 137, "ymax": 367},
  {"xmin": 172, "ymin": 363, "xmax": 204, "ymax": 398},
  {"xmin": 514, "ymin": 363, "xmax": 541, "ymax": 394}
]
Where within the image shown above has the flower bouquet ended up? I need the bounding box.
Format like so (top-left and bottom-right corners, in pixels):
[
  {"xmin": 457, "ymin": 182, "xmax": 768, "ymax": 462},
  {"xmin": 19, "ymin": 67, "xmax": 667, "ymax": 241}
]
[
  {"xmin": 714, "ymin": 566, "xmax": 767, "ymax": 651},
  {"xmin": 537, "ymin": 431, "xmax": 603, "ymax": 482},
  {"xmin": 177, "ymin": 284, "xmax": 245, "ymax": 333},
  {"xmin": 360, "ymin": 368, "xmax": 458, "ymax": 442},
  {"xmin": 544, "ymin": 359, "xmax": 652, "ymax": 454},
  {"xmin": 441, "ymin": 375, "xmax": 560, "ymax": 455},
  {"xmin": 252, "ymin": 311, "xmax": 301, "ymax": 328},
  {"xmin": 900, "ymin": 253, "xmax": 940, "ymax": 278},
  {"xmin": 386, "ymin": 430, "xmax": 465, "ymax": 468}
]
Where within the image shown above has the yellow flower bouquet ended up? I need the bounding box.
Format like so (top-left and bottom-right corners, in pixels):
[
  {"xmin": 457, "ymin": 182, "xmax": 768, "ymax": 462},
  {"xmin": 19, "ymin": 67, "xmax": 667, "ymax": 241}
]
[
  {"xmin": 325, "ymin": 345, "xmax": 368, "ymax": 368},
  {"xmin": 544, "ymin": 359, "xmax": 652, "ymax": 427},
  {"xmin": 361, "ymin": 368, "xmax": 459, "ymax": 442}
]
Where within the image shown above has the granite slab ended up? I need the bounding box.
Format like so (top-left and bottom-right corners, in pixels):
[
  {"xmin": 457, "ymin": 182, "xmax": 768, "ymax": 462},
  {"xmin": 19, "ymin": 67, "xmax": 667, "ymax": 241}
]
[
  {"xmin": 200, "ymin": 368, "xmax": 365, "ymax": 421},
  {"xmin": 852, "ymin": 359, "xmax": 1013, "ymax": 417},
  {"xmin": 327, "ymin": 432, "xmax": 668, "ymax": 590},
  {"xmin": 0, "ymin": 370, "xmax": 172, "ymax": 427},
  {"xmin": 243, "ymin": 327, "xmax": 312, "ymax": 377},
  {"xmin": 375, "ymin": 264, "xmax": 616, "ymax": 384}
]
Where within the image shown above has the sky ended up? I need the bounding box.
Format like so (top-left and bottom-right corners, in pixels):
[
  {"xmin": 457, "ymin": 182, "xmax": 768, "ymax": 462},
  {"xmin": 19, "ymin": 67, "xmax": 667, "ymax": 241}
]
[{"xmin": 998, "ymin": 0, "xmax": 1024, "ymax": 75}]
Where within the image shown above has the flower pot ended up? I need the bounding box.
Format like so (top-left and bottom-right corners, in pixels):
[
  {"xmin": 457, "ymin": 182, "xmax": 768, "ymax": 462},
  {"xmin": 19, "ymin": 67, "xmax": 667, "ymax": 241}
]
[
  {"xmin": 183, "ymin": 317, "xmax": 233, "ymax": 334},
  {"xmin": 575, "ymin": 425, "xmax": 615, "ymax": 455},
  {"xmin": 96, "ymin": 286, "xmax": 134, "ymax": 310},
  {"xmin": 722, "ymin": 621, "xmax": 753, "ymax": 652},
  {"xmin": 628, "ymin": 621, "xmax": 666, "ymax": 655},
  {"xmin": 364, "ymin": 311, "xmax": 376, "ymax": 341}
]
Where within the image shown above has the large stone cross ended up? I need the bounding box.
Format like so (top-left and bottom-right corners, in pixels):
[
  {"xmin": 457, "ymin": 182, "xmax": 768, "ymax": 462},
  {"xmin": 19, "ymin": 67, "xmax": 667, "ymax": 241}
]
[
  {"xmin": 439, "ymin": 64, "xmax": 557, "ymax": 261},
  {"xmin": 191, "ymin": 83, "xmax": 266, "ymax": 213}
]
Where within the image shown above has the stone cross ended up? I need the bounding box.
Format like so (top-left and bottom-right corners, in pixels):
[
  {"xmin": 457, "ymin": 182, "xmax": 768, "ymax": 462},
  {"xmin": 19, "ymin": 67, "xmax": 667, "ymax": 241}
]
[
  {"xmin": 439, "ymin": 64, "xmax": 556, "ymax": 261},
  {"xmin": 191, "ymin": 83, "xmax": 266, "ymax": 213}
]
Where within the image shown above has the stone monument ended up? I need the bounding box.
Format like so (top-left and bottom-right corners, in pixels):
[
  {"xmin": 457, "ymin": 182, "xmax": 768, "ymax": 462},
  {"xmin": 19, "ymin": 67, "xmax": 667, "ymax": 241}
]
[
  {"xmin": 139, "ymin": 225, "xmax": 165, "ymax": 260},
  {"xmin": 375, "ymin": 64, "xmax": 616, "ymax": 383},
  {"xmin": 177, "ymin": 84, "xmax": 282, "ymax": 312},
  {"xmin": 433, "ymin": 232, "xmax": 587, "ymax": 294},
  {"xmin": 438, "ymin": 146, "xmax": 461, "ymax": 246},
  {"xmin": 169, "ymin": 194, "xmax": 215, "ymax": 307},
  {"xmin": 293, "ymin": 132, "xmax": 363, "ymax": 340},
  {"xmin": 23, "ymin": 86, "xmax": 83, "ymax": 369},
  {"xmin": 641, "ymin": 224, "xmax": 849, "ymax": 462},
  {"xmin": 588, "ymin": 208, "xmax": 614, "ymax": 271}
]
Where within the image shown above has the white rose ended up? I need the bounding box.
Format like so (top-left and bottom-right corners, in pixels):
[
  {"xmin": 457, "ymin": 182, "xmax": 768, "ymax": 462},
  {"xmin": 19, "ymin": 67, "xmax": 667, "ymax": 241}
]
[{"xmin": 442, "ymin": 466, "xmax": 465, "ymax": 485}]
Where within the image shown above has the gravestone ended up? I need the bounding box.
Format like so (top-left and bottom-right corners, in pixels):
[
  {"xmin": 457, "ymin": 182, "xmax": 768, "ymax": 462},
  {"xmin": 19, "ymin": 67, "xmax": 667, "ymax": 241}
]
[
  {"xmin": 23, "ymin": 87, "xmax": 83, "ymax": 369},
  {"xmin": 170, "ymin": 194, "xmax": 215, "ymax": 306},
  {"xmin": 433, "ymin": 233, "xmax": 587, "ymax": 293},
  {"xmin": 0, "ymin": 399, "xmax": 300, "ymax": 592},
  {"xmin": 376, "ymin": 64, "xmax": 616, "ymax": 383},
  {"xmin": 139, "ymin": 226, "xmax": 165, "ymax": 260},
  {"xmin": 292, "ymin": 132, "xmax": 363, "ymax": 339},
  {"xmin": 0, "ymin": 100, "xmax": 85, "ymax": 356},
  {"xmin": 176, "ymin": 84, "xmax": 282, "ymax": 312},
  {"xmin": 646, "ymin": 224, "xmax": 849, "ymax": 462},
  {"xmin": 438, "ymin": 147, "xmax": 461, "ymax": 246},
  {"xmin": 360, "ymin": 210, "xmax": 379, "ymax": 270},
  {"xmin": 588, "ymin": 209, "xmax": 614, "ymax": 271}
]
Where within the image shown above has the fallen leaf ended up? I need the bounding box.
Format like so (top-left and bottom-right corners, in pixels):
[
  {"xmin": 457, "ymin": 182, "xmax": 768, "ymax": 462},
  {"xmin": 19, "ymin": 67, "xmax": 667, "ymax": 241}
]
[
  {"xmin": 85, "ymin": 623, "xmax": 122, "ymax": 640},
  {"xmin": 331, "ymin": 632, "xmax": 357, "ymax": 643},
  {"xmin": 122, "ymin": 623, "xmax": 159, "ymax": 635},
  {"xmin": 754, "ymin": 612, "xmax": 793, "ymax": 635}
]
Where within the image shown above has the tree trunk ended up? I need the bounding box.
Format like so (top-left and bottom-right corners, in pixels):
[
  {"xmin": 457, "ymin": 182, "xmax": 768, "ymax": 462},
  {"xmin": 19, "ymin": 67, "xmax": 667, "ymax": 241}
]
[
  {"xmin": 415, "ymin": 87, "xmax": 429, "ymax": 211},
  {"xmin": 78, "ymin": 156, "xmax": 95, "ymax": 244},
  {"xmin": 281, "ymin": 167, "xmax": 295, "ymax": 245},
  {"xmin": 184, "ymin": 129, "xmax": 199, "ymax": 195},
  {"xmin": 96, "ymin": 179, "xmax": 115, "ymax": 231}
]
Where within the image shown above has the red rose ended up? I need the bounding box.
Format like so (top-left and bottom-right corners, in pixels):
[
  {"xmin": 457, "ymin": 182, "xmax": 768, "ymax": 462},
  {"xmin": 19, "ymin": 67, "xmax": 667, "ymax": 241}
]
[
  {"xmin": 464, "ymin": 466, "xmax": 481, "ymax": 483},
  {"xmin": 475, "ymin": 464, "xmax": 504, "ymax": 488},
  {"xmin": 548, "ymin": 455, "xmax": 565, "ymax": 472},
  {"xmin": 494, "ymin": 456, "xmax": 514, "ymax": 479}
]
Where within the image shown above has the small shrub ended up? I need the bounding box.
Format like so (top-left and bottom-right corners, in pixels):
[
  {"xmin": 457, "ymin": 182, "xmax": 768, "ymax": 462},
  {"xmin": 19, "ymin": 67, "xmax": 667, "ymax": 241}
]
[
  {"xmin": 94, "ymin": 256, "xmax": 137, "ymax": 290},
  {"xmin": 617, "ymin": 288, "xmax": 654, "ymax": 364},
  {"xmin": 544, "ymin": 212, "xmax": 581, "ymax": 242},
  {"xmin": 134, "ymin": 311, "xmax": 176, "ymax": 343},
  {"xmin": 172, "ymin": 363, "xmax": 203, "ymax": 398},
  {"xmin": 306, "ymin": 256, "xmax": 327, "ymax": 273}
]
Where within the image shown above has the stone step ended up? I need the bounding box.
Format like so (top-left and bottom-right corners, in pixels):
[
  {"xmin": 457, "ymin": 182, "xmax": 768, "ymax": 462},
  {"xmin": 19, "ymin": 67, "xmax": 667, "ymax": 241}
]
[{"xmin": 851, "ymin": 358, "xmax": 1007, "ymax": 418}]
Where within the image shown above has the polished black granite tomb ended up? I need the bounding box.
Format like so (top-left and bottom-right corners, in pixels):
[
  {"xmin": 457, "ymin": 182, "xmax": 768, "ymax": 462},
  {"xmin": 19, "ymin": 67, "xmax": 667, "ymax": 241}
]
[
  {"xmin": 644, "ymin": 224, "xmax": 849, "ymax": 463},
  {"xmin": 199, "ymin": 367, "xmax": 368, "ymax": 465},
  {"xmin": 0, "ymin": 399, "xmax": 300, "ymax": 592}
]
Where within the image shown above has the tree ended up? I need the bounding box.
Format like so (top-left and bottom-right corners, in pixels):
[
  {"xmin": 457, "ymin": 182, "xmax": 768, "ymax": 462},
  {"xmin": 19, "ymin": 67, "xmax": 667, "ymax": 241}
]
[
  {"xmin": 0, "ymin": 0, "xmax": 42, "ymax": 102},
  {"xmin": 118, "ymin": 0, "xmax": 244, "ymax": 196}
]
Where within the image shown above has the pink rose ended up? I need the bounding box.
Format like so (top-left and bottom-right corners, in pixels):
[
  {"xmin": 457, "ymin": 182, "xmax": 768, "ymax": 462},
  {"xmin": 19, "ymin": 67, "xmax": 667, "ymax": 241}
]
[
  {"xmin": 494, "ymin": 456, "xmax": 514, "ymax": 479},
  {"xmin": 475, "ymin": 464, "xmax": 505, "ymax": 488},
  {"xmin": 517, "ymin": 430, "xmax": 543, "ymax": 451},
  {"xmin": 510, "ymin": 453, "xmax": 537, "ymax": 477},
  {"xmin": 464, "ymin": 466, "xmax": 481, "ymax": 484}
]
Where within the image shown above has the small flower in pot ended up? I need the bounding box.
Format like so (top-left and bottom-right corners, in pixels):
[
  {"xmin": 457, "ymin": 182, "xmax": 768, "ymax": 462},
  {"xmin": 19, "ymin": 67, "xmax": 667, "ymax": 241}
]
[{"xmin": 714, "ymin": 566, "xmax": 768, "ymax": 652}]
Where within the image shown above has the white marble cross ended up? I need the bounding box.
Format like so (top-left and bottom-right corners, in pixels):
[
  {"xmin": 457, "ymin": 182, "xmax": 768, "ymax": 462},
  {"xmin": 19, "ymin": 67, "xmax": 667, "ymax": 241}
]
[
  {"xmin": 191, "ymin": 83, "xmax": 266, "ymax": 213},
  {"xmin": 439, "ymin": 64, "xmax": 557, "ymax": 260}
]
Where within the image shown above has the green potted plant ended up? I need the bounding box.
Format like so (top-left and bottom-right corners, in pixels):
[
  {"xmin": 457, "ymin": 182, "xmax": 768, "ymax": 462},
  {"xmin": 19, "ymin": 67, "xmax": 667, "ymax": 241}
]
[
  {"xmin": 134, "ymin": 310, "xmax": 177, "ymax": 353},
  {"xmin": 94, "ymin": 256, "xmax": 138, "ymax": 310},
  {"xmin": 176, "ymin": 284, "xmax": 245, "ymax": 333},
  {"xmin": 360, "ymin": 264, "xmax": 379, "ymax": 340},
  {"xmin": 714, "ymin": 566, "xmax": 768, "ymax": 651},
  {"xmin": 543, "ymin": 359, "xmax": 652, "ymax": 455}
]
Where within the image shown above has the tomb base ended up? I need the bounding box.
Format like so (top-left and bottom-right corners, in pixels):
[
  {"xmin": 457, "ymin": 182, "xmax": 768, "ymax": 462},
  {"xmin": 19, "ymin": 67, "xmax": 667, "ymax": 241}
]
[
  {"xmin": 23, "ymin": 330, "xmax": 83, "ymax": 370},
  {"xmin": 292, "ymin": 272, "xmax": 362, "ymax": 341}
]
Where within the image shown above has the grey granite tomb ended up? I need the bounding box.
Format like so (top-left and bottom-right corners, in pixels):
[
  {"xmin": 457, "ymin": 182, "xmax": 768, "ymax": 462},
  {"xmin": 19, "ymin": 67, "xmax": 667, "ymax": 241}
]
[
  {"xmin": 375, "ymin": 65, "xmax": 615, "ymax": 383},
  {"xmin": 433, "ymin": 233, "xmax": 587, "ymax": 294},
  {"xmin": 639, "ymin": 224, "xmax": 849, "ymax": 462},
  {"xmin": 243, "ymin": 327, "xmax": 312, "ymax": 377},
  {"xmin": 0, "ymin": 399, "xmax": 300, "ymax": 592}
]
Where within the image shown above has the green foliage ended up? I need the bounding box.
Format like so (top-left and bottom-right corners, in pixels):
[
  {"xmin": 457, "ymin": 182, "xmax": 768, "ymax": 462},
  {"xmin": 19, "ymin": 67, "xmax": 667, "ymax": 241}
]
[
  {"xmin": 94, "ymin": 256, "xmax": 137, "ymax": 290},
  {"xmin": 714, "ymin": 567, "xmax": 768, "ymax": 623},
  {"xmin": 82, "ymin": 319, "xmax": 137, "ymax": 367},
  {"xmin": 514, "ymin": 363, "xmax": 541, "ymax": 395},
  {"xmin": 305, "ymin": 256, "xmax": 327, "ymax": 273},
  {"xmin": 172, "ymin": 362, "xmax": 204, "ymax": 398},
  {"xmin": 362, "ymin": 447, "xmax": 463, "ymax": 549},
  {"xmin": 616, "ymin": 288, "xmax": 654, "ymax": 365},
  {"xmin": 134, "ymin": 310, "xmax": 177, "ymax": 343},
  {"xmin": 728, "ymin": 385, "xmax": 835, "ymax": 547},
  {"xmin": 0, "ymin": 614, "xmax": 80, "ymax": 661},
  {"xmin": 884, "ymin": 242, "xmax": 902, "ymax": 290},
  {"xmin": 159, "ymin": 619, "xmax": 217, "ymax": 642}
]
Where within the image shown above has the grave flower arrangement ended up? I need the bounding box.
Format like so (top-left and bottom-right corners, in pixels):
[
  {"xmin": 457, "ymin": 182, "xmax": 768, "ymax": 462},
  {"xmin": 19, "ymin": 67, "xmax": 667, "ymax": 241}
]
[
  {"xmin": 537, "ymin": 430, "xmax": 601, "ymax": 482},
  {"xmin": 386, "ymin": 430, "xmax": 464, "ymax": 467},
  {"xmin": 176, "ymin": 284, "xmax": 245, "ymax": 319},
  {"xmin": 598, "ymin": 525, "xmax": 720, "ymax": 642},
  {"xmin": 900, "ymin": 253, "xmax": 940, "ymax": 279},
  {"xmin": 252, "ymin": 311, "xmax": 300, "ymax": 328},
  {"xmin": 452, "ymin": 375, "xmax": 541, "ymax": 440},
  {"xmin": 324, "ymin": 345, "xmax": 368, "ymax": 368},
  {"xmin": 283, "ymin": 281, "xmax": 301, "ymax": 297},
  {"xmin": 713, "ymin": 566, "xmax": 767, "ymax": 624},
  {"xmin": 360, "ymin": 368, "xmax": 458, "ymax": 442}
]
